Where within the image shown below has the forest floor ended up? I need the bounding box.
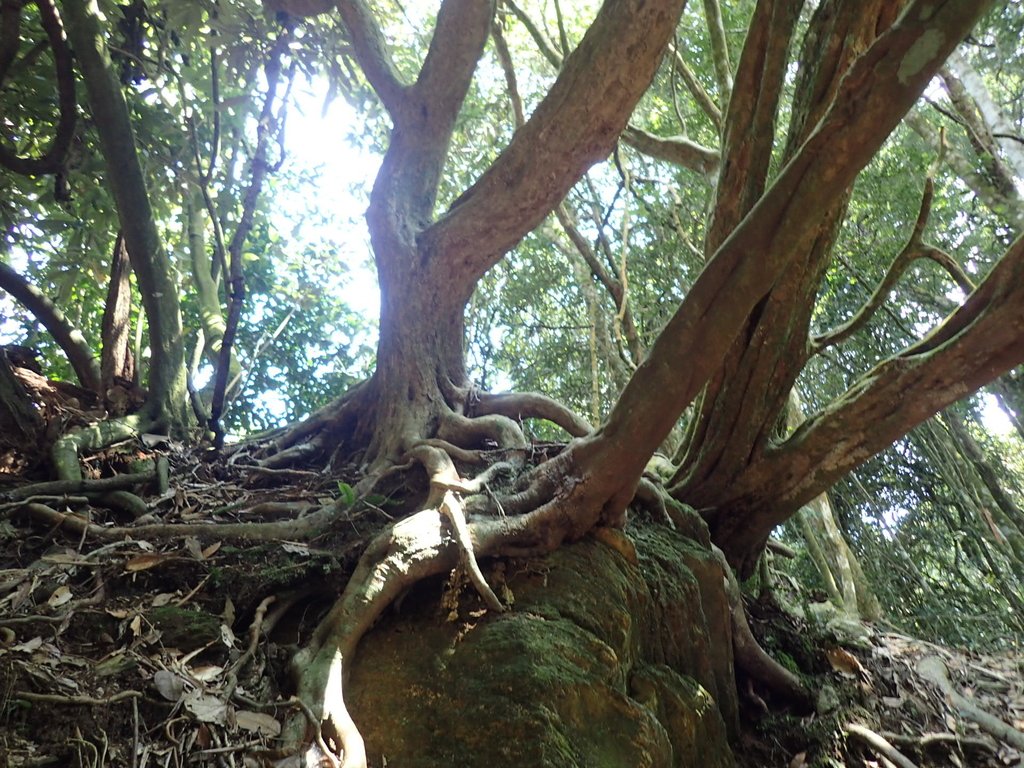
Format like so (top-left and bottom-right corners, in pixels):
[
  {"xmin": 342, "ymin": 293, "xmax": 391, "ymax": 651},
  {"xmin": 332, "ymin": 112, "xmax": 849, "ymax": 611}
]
[{"xmin": 1, "ymin": 378, "xmax": 1023, "ymax": 767}]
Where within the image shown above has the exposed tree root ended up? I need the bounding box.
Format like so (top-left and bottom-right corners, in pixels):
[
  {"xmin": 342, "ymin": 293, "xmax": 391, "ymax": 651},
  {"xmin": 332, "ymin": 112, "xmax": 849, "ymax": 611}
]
[
  {"xmin": 275, "ymin": 425, "xmax": 651, "ymax": 766},
  {"xmin": 917, "ymin": 655, "xmax": 1024, "ymax": 751},
  {"xmin": 255, "ymin": 381, "xmax": 371, "ymax": 469},
  {"xmin": 282, "ymin": 507, "xmax": 464, "ymax": 767},
  {"xmin": 879, "ymin": 730, "xmax": 995, "ymax": 757},
  {"xmin": 713, "ymin": 546, "xmax": 813, "ymax": 710},
  {"xmin": 5, "ymin": 468, "xmax": 157, "ymax": 500},
  {"xmin": 50, "ymin": 413, "xmax": 156, "ymax": 482},
  {"xmin": 438, "ymin": 409, "xmax": 527, "ymax": 450},
  {"xmin": 15, "ymin": 498, "xmax": 349, "ymax": 543},
  {"xmin": 469, "ymin": 390, "xmax": 592, "ymax": 437},
  {"xmin": 844, "ymin": 723, "xmax": 920, "ymax": 768}
]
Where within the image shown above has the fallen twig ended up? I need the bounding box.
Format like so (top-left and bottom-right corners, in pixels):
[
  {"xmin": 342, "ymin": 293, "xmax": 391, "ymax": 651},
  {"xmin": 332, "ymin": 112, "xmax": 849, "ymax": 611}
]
[
  {"xmin": 845, "ymin": 723, "xmax": 919, "ymax": 768},
  {"xmin": 13, "ymin": 689, "xmax": 142, "ymax": 706}
]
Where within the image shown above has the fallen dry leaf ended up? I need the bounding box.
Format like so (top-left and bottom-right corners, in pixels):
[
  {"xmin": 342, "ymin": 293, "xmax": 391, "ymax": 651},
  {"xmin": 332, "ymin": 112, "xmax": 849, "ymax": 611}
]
[
  {"xmin": 826, "ymin": 646, "xmax": 865, "ymax": 678},
  {"xmin": 125, "ymin": 553, "xmax": 172, "ymax": 572},
  {"xmin": 46, "ymin": 585, "xmax": 72, "ymax": 608},
  {"xmin": 183, "ymin": 690, "xmax": 229, "ymax": 725},
  {"xmin": 236, "ymin": 710, "xmax": 282, "ymax": 736},
  {"xmin": 201, "ymin": 541, "xmax": 221, "ymax": 559},
  {"xmin": 153, "ymin": 669, "xmax": 185, "ymax": 702}
]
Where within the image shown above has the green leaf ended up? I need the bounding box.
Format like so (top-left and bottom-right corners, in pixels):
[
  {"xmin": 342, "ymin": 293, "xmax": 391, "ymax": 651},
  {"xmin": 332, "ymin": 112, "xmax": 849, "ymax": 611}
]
[{"xmin": 336, "ymin": 482, "xmax": 356, "ymax": 507}]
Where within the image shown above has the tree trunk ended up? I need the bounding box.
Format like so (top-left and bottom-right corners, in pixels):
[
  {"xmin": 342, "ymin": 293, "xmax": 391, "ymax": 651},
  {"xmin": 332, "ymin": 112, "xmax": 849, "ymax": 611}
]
[
  {"xmin": 100, "ymin": 233, "xmax": 135, "ymax": 398},
  {"xmin": 0, "ymin": 353, "xmax": 44, "ymax": 457},
  {"xmin": 61, "ymin": 0, "xmax": 190, "ymax": 434},
  {"xmin": 672, "ymin": 0, "xmax": 906, "ymax": 505}
]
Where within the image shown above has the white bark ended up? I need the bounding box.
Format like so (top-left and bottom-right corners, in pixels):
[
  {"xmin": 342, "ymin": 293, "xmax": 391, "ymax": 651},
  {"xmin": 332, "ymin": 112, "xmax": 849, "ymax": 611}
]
[{"xmin": 946, "ymin": 49, "xmax": 1024, "ymax": 182}]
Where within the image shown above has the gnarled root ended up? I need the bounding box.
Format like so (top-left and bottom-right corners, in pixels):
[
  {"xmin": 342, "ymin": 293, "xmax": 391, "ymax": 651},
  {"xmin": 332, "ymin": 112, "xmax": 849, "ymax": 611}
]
[
  {"xmin": 281, "ymin": 431, "xmax": 635, "ymax": 766},
  {"xmin": 51, "ymin": 412, "xmax": 156, "ymax": 482},
  {"xmin": 283, "ymin": 506, "xmax": 464, "ymax": 766},
  {"xmin": 713, "ymin": 545, "xmax": 813, "ymax": 710}
]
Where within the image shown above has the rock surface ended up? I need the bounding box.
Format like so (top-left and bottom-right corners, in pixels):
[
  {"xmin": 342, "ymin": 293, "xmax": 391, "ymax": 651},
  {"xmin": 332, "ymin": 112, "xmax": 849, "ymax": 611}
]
[{"xmin": 348, "ymin": 521, "xmax": 738, "ymax": 767}]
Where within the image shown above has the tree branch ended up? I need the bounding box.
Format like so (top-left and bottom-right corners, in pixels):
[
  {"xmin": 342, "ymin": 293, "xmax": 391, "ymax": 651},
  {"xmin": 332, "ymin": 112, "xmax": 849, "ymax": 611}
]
[
  {"xmin": 422, "ymin": 0, "xmax": 686, "ymax": 310},
  {"xmin": 714, "ymin": 233, "xmax": 1024, "ymax": 570},
  {"xmin": 502, "ymin": 0, "xmax": 561, "ymax": 70},
  {"xmin": 811, "ymin": 179, "xmax": 974, "ymax": 354},
  {"xmin": 0, "ymin": 0, "xmax": 24, "ymax": 85},
  {"xmin": 592, "ymin": 0, "xmax": 995, "ymax": 493},
  {"xmin": 908, "ymin": 109, "xmax": 1024, "ymax": 233},
  {"xmin": 553, "ymin": 202, "xmax": 644, "ymax": 363},
  {"xmin": 0, "ymin": 261, "xmax": 101, "ymax": 392},
  {"xmin": 669, "ymin": 45, "xmax": 722, "ymax": 130},
  {"xmin": 701, "ymin": 0, "xmax": 732, "ymax": 106},
  {"xmin": 0, "ymin": 0, "xmax": 77, "ymax": 177},
  {"xmin": 491, "ymin": 15, "xmax": 525, "ymax": 126},
  {"xmin": 409, "ymin": 0, "xmax": 494, "ymax": 126},
  {"xmin": 705, "ymin": 0, "xmax": 802, "ymax": 253},
  {"xmin": 335, "ymin": 0, "xmax": 408, "ymax": 114},
  {"xmin": 621, "ymin": 126, "xmax": 720, "ymax": 177},
  {"xmin": 209, "ymin": 26, "xmax": 291, "ymax": 448}
]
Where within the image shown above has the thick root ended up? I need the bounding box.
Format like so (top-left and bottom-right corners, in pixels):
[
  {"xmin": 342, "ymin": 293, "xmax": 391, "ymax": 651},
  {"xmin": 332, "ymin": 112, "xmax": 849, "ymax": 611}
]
[
  {"xmin": 713, "ymin": 546, "xmax": 813, "ymax": 710},
  {"xmin": 284, "ymin": 507, "xmax": 463, "ymax": 766},
  {"xmin": 51, "ymin": 413, "xmax": 155, "ymax": 481},
  {"xmin": 470, "ymin": 391, "xmax": 592, "ymax": 437}
]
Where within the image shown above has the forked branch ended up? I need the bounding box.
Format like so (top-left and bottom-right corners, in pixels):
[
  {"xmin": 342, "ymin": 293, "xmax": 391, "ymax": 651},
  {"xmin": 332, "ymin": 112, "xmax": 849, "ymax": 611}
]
[
  {"xmin": 335, "ymin": 0, "xmax": 407, "ymax": 113},
  {"xmin": 422, "ymin": 0, "xmax": 686, "ymax": 307},
  {"xmin": 811, "ymin": 179, "xmax": 975, "ymax": 355}
]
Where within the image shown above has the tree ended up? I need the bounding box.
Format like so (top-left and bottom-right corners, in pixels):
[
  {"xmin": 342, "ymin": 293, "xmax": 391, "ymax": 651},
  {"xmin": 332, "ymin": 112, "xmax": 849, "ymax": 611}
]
[{"xmin": 3, "ymin": 0, "xmax": 1023, "ymax": 765}]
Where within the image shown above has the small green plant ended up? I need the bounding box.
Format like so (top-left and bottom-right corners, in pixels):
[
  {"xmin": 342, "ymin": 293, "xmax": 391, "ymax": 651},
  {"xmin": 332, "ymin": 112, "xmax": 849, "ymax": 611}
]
[{"xmin": 336, "ymin": 481, "xmax": 356, "ymax": 507}]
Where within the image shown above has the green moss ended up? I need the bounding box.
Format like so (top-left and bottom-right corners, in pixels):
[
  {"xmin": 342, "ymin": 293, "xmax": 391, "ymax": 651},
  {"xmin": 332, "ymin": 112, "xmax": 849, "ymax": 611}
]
[
  {"xmin": 145, "ymin": 604, "xmax": 222, "ymax": 647},
  {"xmin": 348, "ymin": 523, "xmax": 739, "ymax": 767}
]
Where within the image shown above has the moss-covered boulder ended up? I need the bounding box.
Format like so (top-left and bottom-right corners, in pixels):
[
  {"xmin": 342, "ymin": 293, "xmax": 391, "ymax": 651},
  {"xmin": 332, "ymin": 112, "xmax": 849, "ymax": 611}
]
[{"xmin": 348, "ymin": 521, "xmax": 737, "ymax": 767}]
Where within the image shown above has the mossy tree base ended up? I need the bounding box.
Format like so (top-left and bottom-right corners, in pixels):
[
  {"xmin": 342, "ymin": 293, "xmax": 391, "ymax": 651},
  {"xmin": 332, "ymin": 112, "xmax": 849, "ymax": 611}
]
[{"xmin": 347, "ymin": 523, "xmax": 737, "ymax": 768}]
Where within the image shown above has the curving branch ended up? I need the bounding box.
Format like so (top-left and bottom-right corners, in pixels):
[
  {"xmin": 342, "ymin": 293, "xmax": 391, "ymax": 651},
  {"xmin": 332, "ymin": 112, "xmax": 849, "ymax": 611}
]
[
  {"xmin": 421, "ymin": 0, "xmax": 685, "ymax": 310},
  {"xmin": 811, "ymin": 179, "xmax": 975, "ymax": 354},
  {"xmin": 335, "ymin": 0, "xmax": 408, "ymax": 114},
  {"xmin": 669, "ymin": 45, "xmax": 722, "ymax": 130},
  {"xmin": 0, "ymin": 261, "xmax": 101, "ymax": 392},
  {"xmin": 0, "ymin": 0, "xmax": 77, "ymax": 177},
  {"xmin": 622, "ymin": 125, "xmax": 720, "ymax": 177},
  {"xmin": 472, "ymin": 391, "xmax": 592, "ymax": 437},
  {"xmin": 0, "ymin": 0, "xmax": 23, "ymax": 84}
]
